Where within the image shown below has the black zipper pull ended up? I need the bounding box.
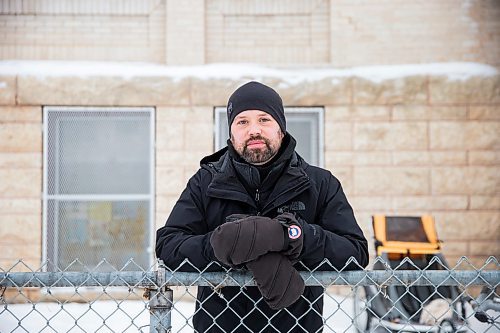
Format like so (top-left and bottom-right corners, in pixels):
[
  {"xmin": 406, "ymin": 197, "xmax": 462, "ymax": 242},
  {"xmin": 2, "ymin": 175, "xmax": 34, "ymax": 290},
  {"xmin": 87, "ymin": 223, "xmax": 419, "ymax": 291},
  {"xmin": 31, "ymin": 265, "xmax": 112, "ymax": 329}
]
[{"xmin": 255, "ymin": 189, "xmax": 260, "ymax": 202}]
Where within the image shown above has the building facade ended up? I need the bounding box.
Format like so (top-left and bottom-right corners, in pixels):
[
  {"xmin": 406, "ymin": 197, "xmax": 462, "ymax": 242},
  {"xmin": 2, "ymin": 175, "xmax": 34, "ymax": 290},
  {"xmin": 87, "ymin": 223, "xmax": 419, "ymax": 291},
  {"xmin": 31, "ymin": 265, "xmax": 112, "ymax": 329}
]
[{"xmin": 0, "ymin": 0, "xmax": 499, "ymax": 270}]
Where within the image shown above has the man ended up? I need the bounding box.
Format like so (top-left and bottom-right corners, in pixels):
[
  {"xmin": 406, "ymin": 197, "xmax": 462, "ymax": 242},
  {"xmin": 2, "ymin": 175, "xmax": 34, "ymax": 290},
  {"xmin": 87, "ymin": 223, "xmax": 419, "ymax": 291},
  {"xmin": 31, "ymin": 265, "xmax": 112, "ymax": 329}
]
[{"xmin": 156, "ymin": 81, "xmax": 368, "ymax": 332}]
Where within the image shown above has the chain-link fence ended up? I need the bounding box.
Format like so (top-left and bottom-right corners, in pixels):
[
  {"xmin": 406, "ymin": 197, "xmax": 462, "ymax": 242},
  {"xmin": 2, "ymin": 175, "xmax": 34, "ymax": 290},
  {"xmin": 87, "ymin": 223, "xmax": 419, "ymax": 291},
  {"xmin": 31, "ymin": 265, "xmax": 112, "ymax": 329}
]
[{"xmin": 1, "ymin": 257, "xmax": 498, "ymax": 333}]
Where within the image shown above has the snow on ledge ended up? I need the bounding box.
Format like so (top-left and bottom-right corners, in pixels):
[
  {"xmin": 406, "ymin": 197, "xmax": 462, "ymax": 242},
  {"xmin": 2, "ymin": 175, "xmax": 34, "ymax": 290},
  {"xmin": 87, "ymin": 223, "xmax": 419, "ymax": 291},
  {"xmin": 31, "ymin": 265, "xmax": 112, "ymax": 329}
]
[{"xmin": 0, "ymin": 60, "xmax": 497, "ymax": 83}]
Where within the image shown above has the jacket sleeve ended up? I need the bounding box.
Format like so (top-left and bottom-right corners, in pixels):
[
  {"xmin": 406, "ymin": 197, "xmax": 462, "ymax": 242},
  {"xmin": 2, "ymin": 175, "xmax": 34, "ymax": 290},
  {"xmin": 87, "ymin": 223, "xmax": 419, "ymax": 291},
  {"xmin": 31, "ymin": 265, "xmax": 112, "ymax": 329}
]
[
  {"xmin": 155, "ymin": 170, "xmax": 219, "ymax": 272},
  {"xmin": 297, "ymin": 174, "xmax": 369, "ymax": 271}
]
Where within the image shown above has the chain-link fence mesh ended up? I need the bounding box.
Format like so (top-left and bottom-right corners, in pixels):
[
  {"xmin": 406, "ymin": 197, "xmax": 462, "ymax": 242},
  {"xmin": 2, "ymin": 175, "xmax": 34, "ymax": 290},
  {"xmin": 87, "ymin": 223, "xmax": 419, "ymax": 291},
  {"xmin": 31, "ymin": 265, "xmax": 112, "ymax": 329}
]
[{"xmin": 1, "ymin": 257, "xmax": 498, "ymax": 333}]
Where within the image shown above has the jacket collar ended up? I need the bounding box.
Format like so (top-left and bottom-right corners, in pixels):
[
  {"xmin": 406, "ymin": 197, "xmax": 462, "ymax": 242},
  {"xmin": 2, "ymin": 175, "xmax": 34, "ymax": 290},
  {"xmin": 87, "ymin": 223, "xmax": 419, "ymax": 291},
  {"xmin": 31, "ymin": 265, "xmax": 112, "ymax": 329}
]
[
  {"xmin": 203, "ymin": 149, "xmax": 256, "ymax": 207},
  {"xmin": 201, "ymin": 135, "xmax": 311, "ymax": 214},
  {"xmin": 228, "ymin": 134, "xmax": 295, "ymax": 193}
]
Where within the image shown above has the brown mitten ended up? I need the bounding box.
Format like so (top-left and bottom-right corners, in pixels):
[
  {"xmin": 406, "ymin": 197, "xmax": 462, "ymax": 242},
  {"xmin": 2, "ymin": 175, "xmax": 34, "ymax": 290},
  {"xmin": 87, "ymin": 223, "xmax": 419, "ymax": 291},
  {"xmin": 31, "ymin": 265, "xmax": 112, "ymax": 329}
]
[
  {"xmin": 247, "ymin": 252, "xmax": 305, "ymax": 310},
  {"xmin": 210, "ymin": 215, "xmax": 286, "ymax": 267}
]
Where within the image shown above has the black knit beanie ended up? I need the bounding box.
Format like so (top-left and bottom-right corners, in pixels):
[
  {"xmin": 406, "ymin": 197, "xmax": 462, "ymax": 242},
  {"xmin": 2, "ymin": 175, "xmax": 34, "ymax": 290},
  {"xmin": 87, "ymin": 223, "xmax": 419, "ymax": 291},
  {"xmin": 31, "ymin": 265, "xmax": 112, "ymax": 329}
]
[{"xmin": 227, "ymin": 81, "xmax": 286, "ymax": 135}]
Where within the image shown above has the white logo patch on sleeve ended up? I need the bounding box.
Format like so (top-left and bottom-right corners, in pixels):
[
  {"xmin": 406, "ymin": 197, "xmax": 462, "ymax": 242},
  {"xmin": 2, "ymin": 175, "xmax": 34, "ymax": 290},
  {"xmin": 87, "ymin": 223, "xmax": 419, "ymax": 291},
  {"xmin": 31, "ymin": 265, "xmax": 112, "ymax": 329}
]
[{"xmin": 288, "ymin": 225, "xmax": 302, "ymax": 239}]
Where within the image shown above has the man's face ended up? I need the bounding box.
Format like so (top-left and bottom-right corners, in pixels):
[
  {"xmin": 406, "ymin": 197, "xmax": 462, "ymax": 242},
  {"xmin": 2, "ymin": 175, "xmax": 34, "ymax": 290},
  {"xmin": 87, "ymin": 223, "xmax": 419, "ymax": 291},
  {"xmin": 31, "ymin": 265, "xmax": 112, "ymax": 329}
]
[{"xmin": 230, "ymin": 110, "xmax": 284, "ymax": 165}]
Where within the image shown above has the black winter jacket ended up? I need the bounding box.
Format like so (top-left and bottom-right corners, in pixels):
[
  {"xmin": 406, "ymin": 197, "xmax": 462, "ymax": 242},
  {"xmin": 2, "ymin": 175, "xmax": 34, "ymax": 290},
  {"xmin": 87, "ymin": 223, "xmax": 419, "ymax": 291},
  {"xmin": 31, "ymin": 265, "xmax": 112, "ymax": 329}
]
[{"xmin": 156, "ymin": 140, "xmax": 369, "ymax": 332}]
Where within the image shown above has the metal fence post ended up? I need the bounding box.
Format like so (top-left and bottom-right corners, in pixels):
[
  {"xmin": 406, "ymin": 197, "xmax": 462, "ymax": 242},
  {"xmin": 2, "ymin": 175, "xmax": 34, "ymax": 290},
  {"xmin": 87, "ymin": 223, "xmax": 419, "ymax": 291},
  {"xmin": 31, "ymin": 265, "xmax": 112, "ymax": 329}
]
[{"xmin": 148, "ymin": 265, "xmax": 172, "ymax": 333}]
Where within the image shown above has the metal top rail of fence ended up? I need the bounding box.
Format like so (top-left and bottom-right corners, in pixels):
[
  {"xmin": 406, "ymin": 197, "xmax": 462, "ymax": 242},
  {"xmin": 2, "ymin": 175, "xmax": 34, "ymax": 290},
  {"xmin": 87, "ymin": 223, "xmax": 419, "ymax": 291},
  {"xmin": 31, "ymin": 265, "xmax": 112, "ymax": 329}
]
[{"xmin": 1, "ymin": 256, "xmax": 499, "ymax": 333}]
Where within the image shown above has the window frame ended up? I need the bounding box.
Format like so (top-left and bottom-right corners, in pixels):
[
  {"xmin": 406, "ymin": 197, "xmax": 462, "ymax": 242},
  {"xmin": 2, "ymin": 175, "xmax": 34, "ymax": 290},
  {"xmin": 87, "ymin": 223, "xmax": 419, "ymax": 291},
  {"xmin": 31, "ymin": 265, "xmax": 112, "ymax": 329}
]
[{"xmin": 42, "ymin": 106, "xmax": 156, "ymax": 269}]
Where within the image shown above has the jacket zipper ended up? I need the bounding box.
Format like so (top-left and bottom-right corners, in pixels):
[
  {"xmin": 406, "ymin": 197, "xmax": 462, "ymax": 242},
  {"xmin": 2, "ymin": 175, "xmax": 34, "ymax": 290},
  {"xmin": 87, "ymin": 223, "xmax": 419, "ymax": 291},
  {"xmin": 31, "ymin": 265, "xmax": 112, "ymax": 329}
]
[{"xmin": 255, "ymin": 189, "xmax": 261, "ymax": 215}]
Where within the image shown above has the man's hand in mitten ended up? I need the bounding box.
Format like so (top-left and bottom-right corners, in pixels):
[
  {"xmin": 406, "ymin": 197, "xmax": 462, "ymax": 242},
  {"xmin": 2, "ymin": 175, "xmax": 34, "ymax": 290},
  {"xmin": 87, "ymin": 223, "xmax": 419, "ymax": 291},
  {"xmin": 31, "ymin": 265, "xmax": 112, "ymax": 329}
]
[
  {"xmin": 247, "ymin": 252, "xmax": 305, "ymax": 310},
  {"xmin": 210, "ymin": 215, "xmax": 286, "ymax": 267},
  {"xmin": 275, "ymin": 212, "xmax": 304, "ymax": 263}
]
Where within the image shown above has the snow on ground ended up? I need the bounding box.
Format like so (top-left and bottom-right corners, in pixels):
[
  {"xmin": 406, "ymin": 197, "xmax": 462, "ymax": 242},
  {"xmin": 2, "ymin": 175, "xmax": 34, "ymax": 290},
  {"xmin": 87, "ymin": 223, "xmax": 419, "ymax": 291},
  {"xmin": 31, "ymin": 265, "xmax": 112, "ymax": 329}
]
[
  {"xmin": 0, "ymin": 294, "xmax": 354, "ymax": 333},
  {"xmin": 1, "ymin": 293, "xmax": 496, "ymax": 332},
  {"xmin": 0, "ymin": 60, "xmax": 497, "ymax": 83}
]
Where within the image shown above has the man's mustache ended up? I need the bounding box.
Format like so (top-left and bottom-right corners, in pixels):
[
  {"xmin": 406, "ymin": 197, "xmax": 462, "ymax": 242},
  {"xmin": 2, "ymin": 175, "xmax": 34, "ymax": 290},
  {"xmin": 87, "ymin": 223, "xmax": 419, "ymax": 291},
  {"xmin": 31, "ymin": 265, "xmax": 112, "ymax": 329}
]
[{"xmin": 245, "ymin": 135, "xmax": 270, "ymax": 146}]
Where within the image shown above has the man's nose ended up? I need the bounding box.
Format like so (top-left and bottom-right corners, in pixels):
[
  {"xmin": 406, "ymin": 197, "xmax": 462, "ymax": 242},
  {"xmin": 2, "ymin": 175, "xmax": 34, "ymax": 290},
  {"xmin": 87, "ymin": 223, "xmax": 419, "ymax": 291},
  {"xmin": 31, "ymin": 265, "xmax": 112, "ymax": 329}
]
[{"xmin": 248, "ymin": 122, "xmax": 262, "ymax": 135}]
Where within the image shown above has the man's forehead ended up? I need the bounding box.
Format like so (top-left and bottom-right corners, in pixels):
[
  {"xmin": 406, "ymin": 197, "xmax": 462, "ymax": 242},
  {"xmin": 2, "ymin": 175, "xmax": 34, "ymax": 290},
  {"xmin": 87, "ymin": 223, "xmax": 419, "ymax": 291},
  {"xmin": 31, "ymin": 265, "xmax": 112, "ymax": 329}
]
[{"xmin": 234, "ymin": 110, "xmax": 270, "ymax": 118}]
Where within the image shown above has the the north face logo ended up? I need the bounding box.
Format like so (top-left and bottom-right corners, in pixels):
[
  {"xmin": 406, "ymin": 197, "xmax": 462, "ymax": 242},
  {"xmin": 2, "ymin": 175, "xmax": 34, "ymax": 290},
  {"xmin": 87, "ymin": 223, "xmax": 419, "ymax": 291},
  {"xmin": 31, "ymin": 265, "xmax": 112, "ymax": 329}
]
[
  {"xmin": 277, "ymin": 201, "xmax": 306, "ymax": 214},
  {"xmin": 227, "ymin": 102, "xmax": 233, "ymax": 116}
]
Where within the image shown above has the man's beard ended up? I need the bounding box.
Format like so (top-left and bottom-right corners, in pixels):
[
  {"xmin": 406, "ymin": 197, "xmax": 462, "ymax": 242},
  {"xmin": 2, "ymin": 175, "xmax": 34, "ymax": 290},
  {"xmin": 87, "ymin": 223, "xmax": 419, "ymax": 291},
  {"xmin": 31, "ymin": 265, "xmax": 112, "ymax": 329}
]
[{"xmin": 239, "ymin": 135, "xmax": 279, "ymax": 165}]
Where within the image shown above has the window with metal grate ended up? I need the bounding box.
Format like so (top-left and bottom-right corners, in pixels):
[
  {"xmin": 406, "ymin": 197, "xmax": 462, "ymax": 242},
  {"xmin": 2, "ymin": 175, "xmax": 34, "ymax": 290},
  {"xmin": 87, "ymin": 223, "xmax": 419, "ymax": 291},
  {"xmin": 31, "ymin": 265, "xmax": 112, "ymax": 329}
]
[{"xmin": 43, "ymin": 107, "xmax": 155, "ymax": 271}]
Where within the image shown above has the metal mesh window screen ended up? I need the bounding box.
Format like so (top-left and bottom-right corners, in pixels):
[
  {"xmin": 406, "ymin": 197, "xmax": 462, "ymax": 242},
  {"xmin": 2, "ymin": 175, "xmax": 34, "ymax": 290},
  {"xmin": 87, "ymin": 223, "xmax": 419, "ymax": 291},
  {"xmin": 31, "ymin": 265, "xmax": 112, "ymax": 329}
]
[
  {"xmin": 214, "ymin": 107, "xmax": 324, "ymax": 167},
  {"xmin": 43, "ymin": 108, "xmax": 155, "ymax": 271}
]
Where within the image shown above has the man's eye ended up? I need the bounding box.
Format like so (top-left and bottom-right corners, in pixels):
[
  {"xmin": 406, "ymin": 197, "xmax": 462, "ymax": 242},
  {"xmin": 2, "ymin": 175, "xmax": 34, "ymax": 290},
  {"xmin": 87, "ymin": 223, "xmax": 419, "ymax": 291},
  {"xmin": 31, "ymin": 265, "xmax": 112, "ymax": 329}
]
[
  {"xmin": 237, "ymin": 120, "xmax": 248, "ymax": 125},
  {"xmin": 260, "ymin": 118, "xmax": 271, "ymax": 122}
]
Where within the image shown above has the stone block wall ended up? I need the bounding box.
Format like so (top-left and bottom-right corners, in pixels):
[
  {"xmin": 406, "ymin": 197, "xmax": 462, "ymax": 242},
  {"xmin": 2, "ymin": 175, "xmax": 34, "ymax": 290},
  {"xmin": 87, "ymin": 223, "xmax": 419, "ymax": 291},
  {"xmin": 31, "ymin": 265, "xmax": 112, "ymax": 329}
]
[
  {"xmin": 0, "ymin": 0, "xmax": 165, "ymax": 62},
  {"xmin": 205, "ymin": 0, "xmax": 330, "ymax": 64},
  {"xmin": 0, "ymin": 68, "xmax": 498, "ymax": 268},
  {"xmin": 1, "ymin": 0, "xmax": 499, "ymax": 67},
  {"xmin": 0, "ymin": 106, "xmax": 42, "ymax": 269},
  {"xmin": 330, "ymin": 0, "xmax": 500, "ymax": 67}
]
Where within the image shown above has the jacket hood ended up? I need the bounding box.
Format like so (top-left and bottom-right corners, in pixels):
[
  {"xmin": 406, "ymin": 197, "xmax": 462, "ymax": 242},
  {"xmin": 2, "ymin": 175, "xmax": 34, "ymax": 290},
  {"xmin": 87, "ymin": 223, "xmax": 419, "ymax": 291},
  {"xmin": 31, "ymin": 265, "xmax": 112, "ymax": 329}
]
[{"xmin": 200, "ymin": 146, "xmax": 228, "ymax": 170}]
